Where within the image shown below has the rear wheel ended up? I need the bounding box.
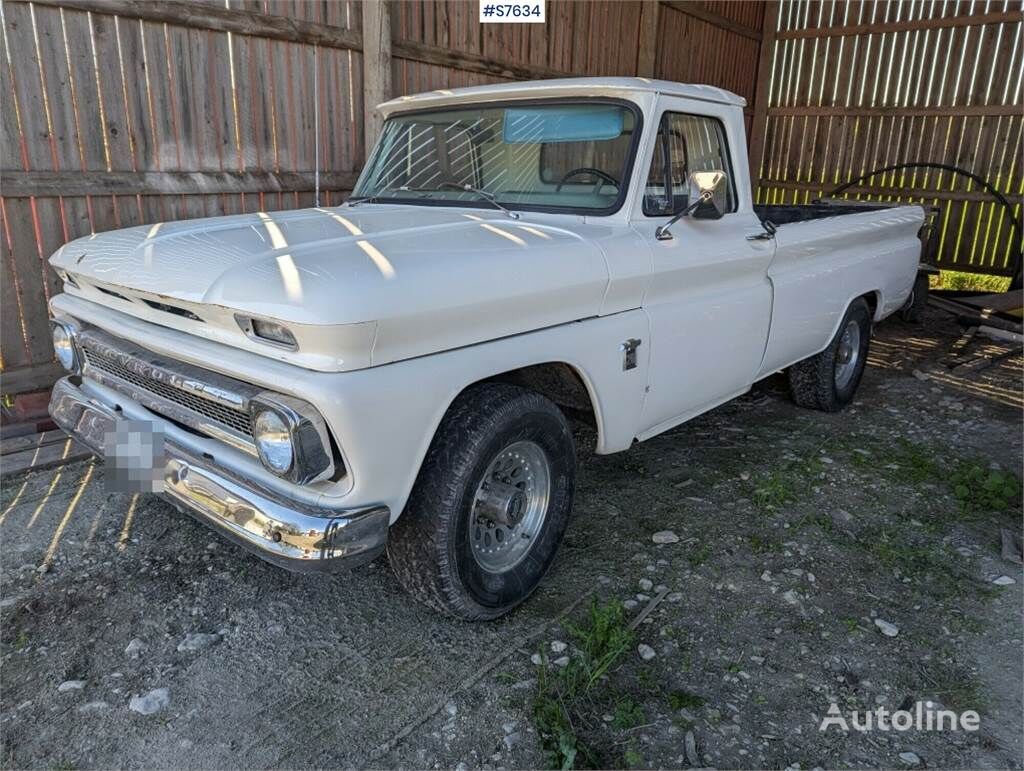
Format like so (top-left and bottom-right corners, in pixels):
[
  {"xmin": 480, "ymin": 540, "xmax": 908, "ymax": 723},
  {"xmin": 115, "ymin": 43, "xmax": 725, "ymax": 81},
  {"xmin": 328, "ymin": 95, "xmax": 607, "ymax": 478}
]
[
  {"xmin": 899, "ymin": 273, "xmax": 929, "ymax": 323},
  {"xmin": 387, "ymin": 383, "xmax": 576, "ymax": 620},
  {"xmin": 788, "ymin": 298, "xmax": 872, "ymax": 412}
]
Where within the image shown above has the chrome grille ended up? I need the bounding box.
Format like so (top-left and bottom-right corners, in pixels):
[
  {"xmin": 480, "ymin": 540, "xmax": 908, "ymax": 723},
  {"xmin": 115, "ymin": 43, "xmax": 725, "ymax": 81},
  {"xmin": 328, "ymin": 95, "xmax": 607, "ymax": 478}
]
[
  {"xmin": 84, "ymin": 344, "xmax": 252, "ymax": 434},
  {"xmin": 77, "ymin": 330, "xmax": 260, "ymax": 452}
]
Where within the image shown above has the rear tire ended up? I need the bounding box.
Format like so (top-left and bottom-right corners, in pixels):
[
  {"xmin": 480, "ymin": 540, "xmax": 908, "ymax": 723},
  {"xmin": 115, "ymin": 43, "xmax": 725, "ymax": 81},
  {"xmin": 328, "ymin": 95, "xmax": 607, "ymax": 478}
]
[
  {"xmin": 899, "ymin": 273, "xmax": 929, "ymax": 323},
  {"xmin": 387, "ymin": 383, "xmax": 576, "ymax": 620},
  {"xmin": 788, "ymin": 298, "xmax": 872, "ymax": 412}
]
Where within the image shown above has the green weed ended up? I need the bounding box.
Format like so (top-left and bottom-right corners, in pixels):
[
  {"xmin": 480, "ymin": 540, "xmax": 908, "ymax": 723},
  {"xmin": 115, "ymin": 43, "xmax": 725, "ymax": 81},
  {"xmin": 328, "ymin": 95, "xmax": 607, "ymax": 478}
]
[
  {"xmin": 532, "ymin": 599, "xmax": 635, "ymax": 769},
  {"xmin": 611, "ymin": 696, "xmax": 645, "ymax": 729},
  {"xmin": 749, "ymin": 457, "xmax": 823, "ymax": 511},
  {"xmin": 667, "ymin": 689, "xmax": 705, "ymax": 711},
  {"xmin": 906, "ymin": 657, "xmax": 986, "ymax": 714},
  {"xmin": 687, "ymin": 543, "xmax": 712, "ymax": 567},
  {"xmin": 748, "ymin": 533, "xmax": 782, "ymax": 553},
  {"xmin": 752, "ymin": 470, "xmax": 798, "ymax": 510},
  {"xmin": 623, "ymin": 746, "xmax": 644, "ymax": 768},
  {"xmin": 949, "ymin": 463, "xmax": 1021, "ymax": 514}
]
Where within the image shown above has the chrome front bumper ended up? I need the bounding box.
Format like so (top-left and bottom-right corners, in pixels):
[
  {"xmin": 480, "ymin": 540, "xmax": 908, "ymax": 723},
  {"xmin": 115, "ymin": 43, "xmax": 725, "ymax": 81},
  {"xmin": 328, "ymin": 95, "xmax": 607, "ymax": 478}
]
[{"xmin": 49, "ymin": 377, "xmax": 389, "ymax": 572}]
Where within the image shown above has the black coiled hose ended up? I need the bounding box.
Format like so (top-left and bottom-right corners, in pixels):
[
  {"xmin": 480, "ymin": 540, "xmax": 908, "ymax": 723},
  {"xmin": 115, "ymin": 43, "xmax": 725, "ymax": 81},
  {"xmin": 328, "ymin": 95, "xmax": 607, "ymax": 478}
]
[{"xmin": 826, "ymin": 162, "xmax": 1023, "ymax": 289}]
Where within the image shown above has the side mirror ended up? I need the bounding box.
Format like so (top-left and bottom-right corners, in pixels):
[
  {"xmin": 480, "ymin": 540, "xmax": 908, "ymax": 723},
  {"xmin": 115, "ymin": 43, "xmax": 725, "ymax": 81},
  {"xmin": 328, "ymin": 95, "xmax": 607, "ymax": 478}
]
[
  {"xmin": 688, "ymin": 170, "xmax": 728, "ymax": 220},
  {"xmin": 655, "ymin": 169, "xmax": 729, "ymax": 240}
]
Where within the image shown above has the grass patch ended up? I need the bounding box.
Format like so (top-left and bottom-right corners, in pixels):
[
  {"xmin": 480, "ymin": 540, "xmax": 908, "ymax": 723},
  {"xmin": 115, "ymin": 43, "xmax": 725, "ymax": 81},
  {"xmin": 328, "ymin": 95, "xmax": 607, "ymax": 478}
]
[
  {"xmin": 930, "ymin": 270, "xmax": 1011, "ymax": 294},
  {"xmin": 748, "ymin": 533, "xmax": 782, "ymax": 553},
  {"xmin": 949, "ymin": 462, "xmax": 1021, "ymax": 514},
  {"xmin": 752, "ymin": 471, "xmax": 798, "ymax": 510},
  {"xmin": 667, "ymin": 689, "xmax": 705, "ymax": 711},
  {"xmin": 906, "ymin": 657, "xmax": 986, "ymax": 714},
  {"xmin": 611, "ymin": 696, "xmax": 645, "ymax": 729},
  {"xmin": 622, "ymin": 746, "xmax": 644, "ymax": 768},
  {"xmin": 748, "ymin": 456, "xmax": 824, "ymax": 511},
  {"xmin": 532, "ymin": 599, "xmax": 635, "ymax": 769},
  {"xmin": 858, "ymin": 530, "xmax": 970, "ymax": 599},
  {"xmin": 687, "ymin": 543, "xmax": 712, "ymax": 567},
  {"xmin": 847, "ymin": 438, "xmax": 1021, "ymax": 524},
  {"xmin": 858, "ymin": 437, "xmax": 944, "ymax": 483}
]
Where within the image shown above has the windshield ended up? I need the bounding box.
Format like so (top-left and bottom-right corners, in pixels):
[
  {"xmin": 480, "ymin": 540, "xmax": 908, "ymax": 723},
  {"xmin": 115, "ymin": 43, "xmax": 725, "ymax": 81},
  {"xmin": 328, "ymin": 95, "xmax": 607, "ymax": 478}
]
[{"xmin": 352, "ymin": 101, "xmax": 639, "ymax": 214}]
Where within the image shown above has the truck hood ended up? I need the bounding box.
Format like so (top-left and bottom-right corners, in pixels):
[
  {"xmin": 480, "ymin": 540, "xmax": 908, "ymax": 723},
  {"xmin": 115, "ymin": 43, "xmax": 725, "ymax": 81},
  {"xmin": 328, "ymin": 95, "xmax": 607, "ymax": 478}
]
[{"xmin": 50, "ymin": 205, "xmax": 611, "ymax": 369}]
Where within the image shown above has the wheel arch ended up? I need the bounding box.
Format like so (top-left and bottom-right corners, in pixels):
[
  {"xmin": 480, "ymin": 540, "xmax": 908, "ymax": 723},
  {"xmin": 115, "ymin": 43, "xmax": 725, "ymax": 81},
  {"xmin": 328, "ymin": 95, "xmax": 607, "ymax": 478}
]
[{"xmin": 463, "ymin": 361, "xmax": 603, "ymax": 443}]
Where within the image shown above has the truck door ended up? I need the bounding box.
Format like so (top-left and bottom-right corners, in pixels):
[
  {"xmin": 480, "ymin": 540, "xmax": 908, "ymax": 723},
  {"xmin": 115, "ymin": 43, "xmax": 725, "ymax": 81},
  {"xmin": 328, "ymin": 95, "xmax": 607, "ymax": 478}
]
[{"xmin": 631, "ymin": 100, "xmax": 775, "ymax": 437}]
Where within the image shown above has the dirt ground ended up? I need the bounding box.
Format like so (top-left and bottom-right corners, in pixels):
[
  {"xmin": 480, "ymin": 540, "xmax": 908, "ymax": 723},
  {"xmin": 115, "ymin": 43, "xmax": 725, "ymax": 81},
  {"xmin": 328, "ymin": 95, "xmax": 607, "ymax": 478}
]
[{"xmin": 1, "ymin": 306, "xmax": 1022, "ymax": 771}]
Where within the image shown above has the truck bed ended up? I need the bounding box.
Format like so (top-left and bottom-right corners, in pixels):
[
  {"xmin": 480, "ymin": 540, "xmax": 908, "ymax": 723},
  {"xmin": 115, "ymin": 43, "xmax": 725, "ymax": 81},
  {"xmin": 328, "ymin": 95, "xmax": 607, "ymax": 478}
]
[{"xmin": 754, "ymin": 202, "xmax": 893, "ymax": 226}]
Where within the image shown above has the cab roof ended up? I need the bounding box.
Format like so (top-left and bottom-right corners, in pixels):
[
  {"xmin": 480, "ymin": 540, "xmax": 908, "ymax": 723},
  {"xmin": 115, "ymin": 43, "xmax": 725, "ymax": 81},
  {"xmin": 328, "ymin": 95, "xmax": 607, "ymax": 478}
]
[{"xmin": 378, "ymin": 77, "xmax": 746, "ymax": 116}]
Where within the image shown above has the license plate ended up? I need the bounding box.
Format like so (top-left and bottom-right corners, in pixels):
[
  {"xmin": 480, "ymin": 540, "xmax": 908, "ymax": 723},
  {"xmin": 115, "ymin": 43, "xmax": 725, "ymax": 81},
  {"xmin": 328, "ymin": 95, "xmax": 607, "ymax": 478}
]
[{"xmin": 103, "ymin": 419, "xmax": 166, "ymax": 493}]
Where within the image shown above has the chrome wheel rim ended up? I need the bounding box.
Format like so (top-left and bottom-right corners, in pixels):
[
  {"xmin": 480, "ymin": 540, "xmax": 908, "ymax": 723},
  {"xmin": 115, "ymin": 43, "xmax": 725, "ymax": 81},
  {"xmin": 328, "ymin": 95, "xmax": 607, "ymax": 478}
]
[
  {"xmin": 834, "ymin": 320, "xmax": 862, "ymax": 389},
  {"xmin": 470, "ymin": 440, "xmax": 551, "ymax": 572}
]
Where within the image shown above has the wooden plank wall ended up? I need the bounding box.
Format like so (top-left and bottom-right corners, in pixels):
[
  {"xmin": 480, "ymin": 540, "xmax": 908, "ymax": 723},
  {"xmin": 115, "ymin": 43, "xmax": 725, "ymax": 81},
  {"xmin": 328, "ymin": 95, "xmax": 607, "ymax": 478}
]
[
  {"xmin": 753, "ymin": 0, "xmax": 1023, "ymax": 277},
  {"xmin": 1, "ymin": 0, "xmax": 766, "ymax": 396}
]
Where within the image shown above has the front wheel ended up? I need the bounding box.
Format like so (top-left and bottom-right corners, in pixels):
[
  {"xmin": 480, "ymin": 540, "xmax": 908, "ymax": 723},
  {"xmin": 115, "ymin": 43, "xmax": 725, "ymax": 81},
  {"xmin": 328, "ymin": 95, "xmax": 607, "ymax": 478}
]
[
  {"xmin": 387, "ymin": 383, "xmax": 576, "ymax": 620},
  {"xmin": 788, "ymin": 298, "xmax": 872, "ymax": 412}
]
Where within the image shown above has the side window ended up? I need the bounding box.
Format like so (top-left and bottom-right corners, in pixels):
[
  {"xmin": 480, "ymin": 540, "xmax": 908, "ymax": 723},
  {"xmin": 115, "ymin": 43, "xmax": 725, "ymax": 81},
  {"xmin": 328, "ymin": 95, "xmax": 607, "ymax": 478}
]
[{"xmin": 643, "ymin": 113, "xmax": 735, "ymax": 216}]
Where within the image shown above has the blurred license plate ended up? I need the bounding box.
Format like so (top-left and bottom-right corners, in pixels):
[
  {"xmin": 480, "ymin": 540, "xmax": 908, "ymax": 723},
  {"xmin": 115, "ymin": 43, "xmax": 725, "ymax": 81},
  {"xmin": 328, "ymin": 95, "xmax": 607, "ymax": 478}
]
[{"xmin": 103, "ymin": 419, "xmax": 166, "ymax": 493}]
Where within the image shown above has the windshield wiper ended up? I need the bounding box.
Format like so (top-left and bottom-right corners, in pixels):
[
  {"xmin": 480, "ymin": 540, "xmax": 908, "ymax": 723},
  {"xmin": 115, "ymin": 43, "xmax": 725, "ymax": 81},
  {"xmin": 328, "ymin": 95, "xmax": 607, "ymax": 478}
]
[
  {"xmin": 346, "ymin": 185, "xmax": 406, "ymax": 207},
  {"xmin": 348, "ymin": 183, "xmax": 520, "ymax": 220},
  {"xmin": 437, "ymin": 182, "xmax": 520, "ymax": 220},
  {"xmin": 346, "ymin": 185, "xmax": 444, "ymax": 208}
]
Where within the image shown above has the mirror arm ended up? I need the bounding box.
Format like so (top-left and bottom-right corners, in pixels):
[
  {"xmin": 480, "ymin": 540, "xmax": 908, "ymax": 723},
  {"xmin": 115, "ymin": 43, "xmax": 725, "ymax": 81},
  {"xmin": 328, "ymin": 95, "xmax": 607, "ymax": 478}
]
[{"xmin": 654, "ymin": 191, "xmax": 712, "ymax": 241}]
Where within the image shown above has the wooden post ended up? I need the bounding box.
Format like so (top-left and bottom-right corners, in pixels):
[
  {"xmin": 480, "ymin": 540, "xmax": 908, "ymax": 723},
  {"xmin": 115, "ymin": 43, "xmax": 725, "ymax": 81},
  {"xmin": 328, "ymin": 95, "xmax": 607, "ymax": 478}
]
[
  {"xmin": 362, "ymin": 0, "xmax": 392, "ymax": 161},
  {"xmin": 636, "ymin": 0, "xmax": 660, "ymax": 77},
  {"xmin": 747, "ymin": 0, "xmax": 779, "ymax": 189}
]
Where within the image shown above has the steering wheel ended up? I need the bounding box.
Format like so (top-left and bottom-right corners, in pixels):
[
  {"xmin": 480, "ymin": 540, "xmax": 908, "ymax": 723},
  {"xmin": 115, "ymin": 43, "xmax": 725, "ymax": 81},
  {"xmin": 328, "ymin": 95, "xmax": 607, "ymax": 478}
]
[{"xmin": 555, "ymin": 167, "xmax": 620, "ymax": 194}]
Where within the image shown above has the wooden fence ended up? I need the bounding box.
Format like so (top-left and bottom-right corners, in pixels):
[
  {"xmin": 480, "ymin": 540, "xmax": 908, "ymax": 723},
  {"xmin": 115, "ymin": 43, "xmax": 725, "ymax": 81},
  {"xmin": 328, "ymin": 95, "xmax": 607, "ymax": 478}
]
[
  {"xmin": 0, "ymin": 0, "xmax": 768, "ymax": 396},
  {"xmin": 752, "ymin": 0, "xmax": 1023, "ymax": 278}
]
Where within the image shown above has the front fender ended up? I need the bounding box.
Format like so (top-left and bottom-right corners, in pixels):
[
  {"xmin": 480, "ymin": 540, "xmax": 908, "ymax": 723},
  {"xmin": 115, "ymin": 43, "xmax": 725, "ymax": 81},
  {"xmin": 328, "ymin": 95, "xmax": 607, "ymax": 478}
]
[{"xmin": 322, "ymin": 310, "xmax": 650, "ymax": 521}]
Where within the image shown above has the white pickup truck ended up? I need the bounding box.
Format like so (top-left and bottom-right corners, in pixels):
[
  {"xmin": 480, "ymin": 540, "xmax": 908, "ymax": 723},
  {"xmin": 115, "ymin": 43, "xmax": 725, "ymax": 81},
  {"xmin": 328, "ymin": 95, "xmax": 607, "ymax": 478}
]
[{"xmin": 47, "ymin": 78, "xmax": 924, "ymax": 619}]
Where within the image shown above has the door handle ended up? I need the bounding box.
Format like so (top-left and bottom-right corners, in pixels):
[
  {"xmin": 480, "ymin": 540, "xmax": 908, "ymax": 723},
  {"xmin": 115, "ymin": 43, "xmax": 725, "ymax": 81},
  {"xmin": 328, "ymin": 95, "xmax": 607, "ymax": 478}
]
[{"xmin": 746, "ymin": 232, "xmax": 774, "ymax": 241}]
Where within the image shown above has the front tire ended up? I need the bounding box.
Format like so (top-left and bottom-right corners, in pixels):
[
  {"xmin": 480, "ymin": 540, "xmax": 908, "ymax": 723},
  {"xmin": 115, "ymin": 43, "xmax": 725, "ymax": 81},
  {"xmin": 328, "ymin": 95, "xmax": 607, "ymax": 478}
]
[
  {"xmin": 387, "ymin": 383, "xmax": 576, "ymax": 620},
  {"xmin": 788, "ymin": 298, "xmax": 872, "ymax": 412}
]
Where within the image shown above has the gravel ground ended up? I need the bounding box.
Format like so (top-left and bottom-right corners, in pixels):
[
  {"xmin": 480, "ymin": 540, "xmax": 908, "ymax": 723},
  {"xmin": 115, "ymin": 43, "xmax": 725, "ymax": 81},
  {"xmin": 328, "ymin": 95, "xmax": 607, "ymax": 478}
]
[{"xmin": 1, "ymin": 307, "xmax": 1021, "ymax": 770}]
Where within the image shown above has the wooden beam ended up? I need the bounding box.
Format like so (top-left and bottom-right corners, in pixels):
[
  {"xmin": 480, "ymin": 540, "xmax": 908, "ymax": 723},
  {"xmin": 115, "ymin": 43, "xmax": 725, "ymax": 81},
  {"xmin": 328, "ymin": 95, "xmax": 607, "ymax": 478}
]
[
  {"xmin": 636, "ymin": 0, "xmax": 660, "ymax": 77},
  {"xmin": 0, "ymin": 361, "xmax": 64, "ymax": 396},
  {"xmin": 363, "ymin": 0, "xmax": 393, "ymax": 161},
  {"xmin": 759, "ymin": 179, "xmax": 1024, "ymax": 206},
  {"xmin": 775, "ymin": 9, "xmax": 1022, "ymax": 40},
  {"xmin": 747, "ymin": 1, "xmax": 779, "ymax": 181},
  {"xmin": 0, "ymin": 170, "xmax": 360, "ymax": 198},
  {"xmin": 659, "ymin": 1, "xmax": 763, "ymax": 41},
  {"xmin": 22, "ymin": 0, "xmax": 362, "ymax": 50},
  {"xmin": 391, "ymin": 40, "xmax": 567, "ymax": 81},
  {"xmin": 768, "ymin": 104, "xmax": 1023, "ymax": 118},
  {"xmin": 18, "ymin": 0, "xmax": 569, "ymax": 85}
]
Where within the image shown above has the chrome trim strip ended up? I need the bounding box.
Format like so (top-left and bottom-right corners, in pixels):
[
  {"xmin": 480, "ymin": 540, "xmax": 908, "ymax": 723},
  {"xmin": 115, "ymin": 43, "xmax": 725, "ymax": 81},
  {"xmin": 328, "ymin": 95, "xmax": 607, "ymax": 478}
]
[
  {"xmin": 49, "ymin": 377, "xmax": 387, "ymax": 572},
  {"xmin": 78, "ymin": 327, "xmax": 258, "ymax": 411}
]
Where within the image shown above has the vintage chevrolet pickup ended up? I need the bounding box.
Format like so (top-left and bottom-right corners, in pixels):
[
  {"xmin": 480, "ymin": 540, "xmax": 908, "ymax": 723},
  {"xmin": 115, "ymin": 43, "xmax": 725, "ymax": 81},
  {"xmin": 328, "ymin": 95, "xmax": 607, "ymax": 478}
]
[{"xmin": 47, "ymin": 78, "xmax": 924, "ymax": 619}]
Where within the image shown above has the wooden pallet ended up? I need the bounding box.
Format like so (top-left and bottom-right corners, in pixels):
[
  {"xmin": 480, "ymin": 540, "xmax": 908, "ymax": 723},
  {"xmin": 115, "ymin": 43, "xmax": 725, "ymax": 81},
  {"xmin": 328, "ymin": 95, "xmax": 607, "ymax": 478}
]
[
  {"xmin": 0, "ymin": 429, "xmax": 91, "ymax": 476},
  {"xmin": 956, "ymin": 290, "xmax": 1024, "ymax": 315}
]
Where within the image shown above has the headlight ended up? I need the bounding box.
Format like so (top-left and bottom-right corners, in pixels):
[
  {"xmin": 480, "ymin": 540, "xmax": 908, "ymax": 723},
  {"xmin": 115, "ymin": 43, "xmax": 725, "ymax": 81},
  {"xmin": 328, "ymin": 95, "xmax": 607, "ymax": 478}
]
[
  {"xmin": 249, "ymin": 395, "xmax": 335, "ymax": 484},
  {"xmin": 253, "ymin": 409, "xmax": 293, "ymax": 474},
  {"xmin": 51, "ymin": 320, "xmax": 78, "ymax": 372}
]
